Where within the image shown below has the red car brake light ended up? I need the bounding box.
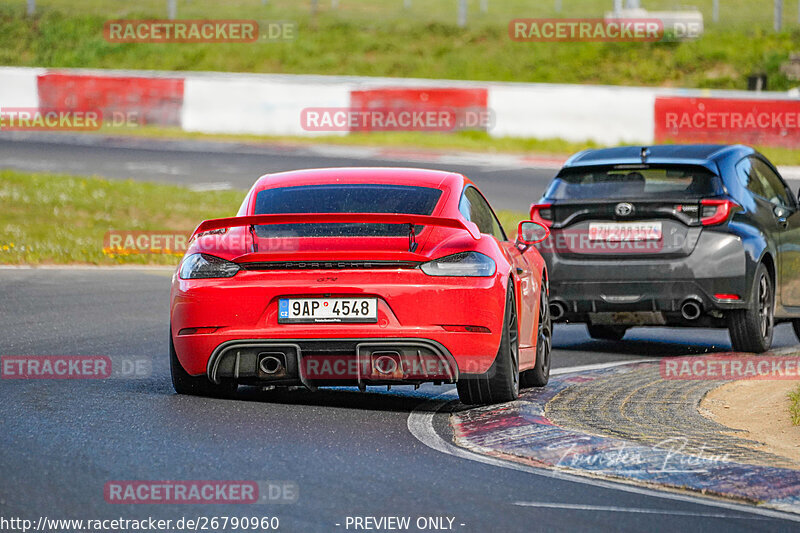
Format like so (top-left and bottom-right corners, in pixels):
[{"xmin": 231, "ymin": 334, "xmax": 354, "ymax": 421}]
[
  {"xmin": 530, "ymin": 203, "xmax": 553, "ymax": 228},
  {"xmin": 700, "ymin": 199, "xmax": 737, "ymax": 226}
]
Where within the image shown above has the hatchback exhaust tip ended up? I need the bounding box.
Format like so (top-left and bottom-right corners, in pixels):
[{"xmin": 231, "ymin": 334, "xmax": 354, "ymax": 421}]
[
  {"xmin": 550, "ymin": 301, "xmax": 567, "ymax": 321},
  {"xmin": 680, "ymin": 299, "xmax": 703, "ymax": 321}
]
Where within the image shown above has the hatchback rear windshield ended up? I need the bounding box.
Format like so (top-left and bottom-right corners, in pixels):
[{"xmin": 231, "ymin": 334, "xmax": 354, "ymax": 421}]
[
  {"xmin": 544, "ymin": 165, "xmax": 724, "ymax": 201},
  {"xmin": 253, "ymin": 184, "xmax": 442, "ymax": 238}
]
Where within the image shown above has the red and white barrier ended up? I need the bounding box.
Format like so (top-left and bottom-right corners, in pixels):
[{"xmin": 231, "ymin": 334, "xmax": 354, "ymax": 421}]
[
  {"xmin": 38, "ymin": 72, "xmax": 184, "ymax": 127},
  {"xmin": 0, "ymin": 67, "xmax": 45, "ymax": 108},
  {"xmin": 489, "ymin": 82, "xmax": 657, "ymax": 143},
  {"xmin": 182, "ymin": 74, "xmax": 350, "ymax": 136},
  {"xmin": 2, "ymin": 66, "xmax": 800, "ymax": 148},
  {"xmin": 655, "ymin": 96, "xmax": 800, "ymax": 148}
]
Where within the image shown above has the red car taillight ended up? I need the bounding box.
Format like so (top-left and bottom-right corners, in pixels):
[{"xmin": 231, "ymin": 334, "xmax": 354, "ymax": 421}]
[
  {"xmin": 530, "ymin": 203, "xmax": 553, "ymax": 227},
  {"xmin": 699, "ymin": 199, "xmax": 738, "ymax": 226}
]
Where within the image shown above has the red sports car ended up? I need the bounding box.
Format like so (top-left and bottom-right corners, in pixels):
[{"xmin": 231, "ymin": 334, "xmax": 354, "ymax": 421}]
[{"xmin": 170, "ymin": 167, "xmax": 551, "ymax": 405}]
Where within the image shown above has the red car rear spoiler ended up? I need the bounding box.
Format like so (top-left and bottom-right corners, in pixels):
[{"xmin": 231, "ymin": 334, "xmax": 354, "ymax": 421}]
[{"xmin": 190, "ymin": 213, "xmax": 481, "ymax": 240}]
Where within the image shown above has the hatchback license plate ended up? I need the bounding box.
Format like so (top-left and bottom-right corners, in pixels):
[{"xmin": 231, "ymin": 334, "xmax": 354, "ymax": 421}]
[
  {"xmin": 278, "ymin": 298, "xmax": 378, "ymax": 324},
  {"xmin": 588, "ymin": 222, "xmax": 662, "ymax": 242}
]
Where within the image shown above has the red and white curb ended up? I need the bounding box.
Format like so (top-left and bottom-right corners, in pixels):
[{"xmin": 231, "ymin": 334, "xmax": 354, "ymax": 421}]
[{"xmin": 407, "ymin": 360, "xmax": 800, "ymax": 523}]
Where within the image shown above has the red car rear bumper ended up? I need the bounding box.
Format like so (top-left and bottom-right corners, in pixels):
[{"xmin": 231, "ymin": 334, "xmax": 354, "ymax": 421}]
[{"xmin": 170, "ymin": 269, "xmax": 506, "ymax": 381}]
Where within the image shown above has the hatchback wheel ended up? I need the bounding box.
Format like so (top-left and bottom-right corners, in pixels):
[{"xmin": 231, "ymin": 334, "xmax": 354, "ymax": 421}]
[{"xmin": 728, "ymin": 262, "xmax": 774, "ymax": 353}]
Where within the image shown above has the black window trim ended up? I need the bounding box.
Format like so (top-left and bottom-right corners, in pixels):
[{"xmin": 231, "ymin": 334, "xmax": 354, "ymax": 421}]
[
  {"xmin": 736, "ymin": 155, "xmax": 797, "ymax": 210},
  {"xmin": 459, "ymin": 184, "xmax": 508, "ymax": 241},
  {"xmin": 752, "ymin": 154, "xmax": 798, "ymax": 210}
]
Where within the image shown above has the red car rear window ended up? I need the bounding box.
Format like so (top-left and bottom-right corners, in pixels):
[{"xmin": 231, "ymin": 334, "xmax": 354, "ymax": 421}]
[{"xmin": 253, "ymin": 184, "xmax": 443, "ymax": 238}]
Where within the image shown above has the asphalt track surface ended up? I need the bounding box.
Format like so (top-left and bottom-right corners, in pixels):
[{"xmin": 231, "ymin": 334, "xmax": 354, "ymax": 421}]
[
  {"xmin": 0, "ymin": 135, "xmax": 555, "ymax": 212},
  {"xmin": 2, "ymin": 136, "xmax": 800, "ymax": 531}
]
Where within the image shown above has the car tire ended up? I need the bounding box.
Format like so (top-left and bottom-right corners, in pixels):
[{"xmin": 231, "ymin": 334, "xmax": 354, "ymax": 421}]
[
  {"xmin": 728, "ymin": 262, "xmax": 774, "ymax": 353},
  {"xmin": 457, "ymin": 282, "xmax": 519, "ymax": 405},
  {"xmin": 521, "ymin": 276, "xmax": 551, "ymax": 388},
  {"xmin": 587, "ymin": 325, "xmax": 627, "ymax": 341},
  {"xmin": 170, "ymin": 331, "xmax": 237, "ymax": 398},
  {"xmin": 793, "ymin": 319, "xmax": 800, "ymax": 343}
]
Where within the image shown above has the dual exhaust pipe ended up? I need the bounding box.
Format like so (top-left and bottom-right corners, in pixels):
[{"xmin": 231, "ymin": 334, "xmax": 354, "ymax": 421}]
[
  {"xmin": 549, "ymin": 299, "xmax": 703, "ymax": 321},
  {"xmin": 257, "ymin": 350, "xmax": 406, "ymax": 379}
]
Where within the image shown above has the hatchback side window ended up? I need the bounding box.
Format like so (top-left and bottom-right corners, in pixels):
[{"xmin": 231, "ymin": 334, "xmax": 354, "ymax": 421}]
[
  {"xmin": 460, "ymin": 187, "xmax": 507, "ymax": 240},
  {"xmin": 750, "ymin": 157, "xmax": 793, "ymax": 208},
  {"xmin": 736, "ymin": 158, "xmax": 766, "ymax": 199}
]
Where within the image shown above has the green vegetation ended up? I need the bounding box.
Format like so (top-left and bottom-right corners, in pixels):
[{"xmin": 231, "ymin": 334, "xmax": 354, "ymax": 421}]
[
  {"xmin": 497, "ymin": 210, "xmax": 529, "ymax": 238},
  {"xmin": 0, "ymin": 170, "xmax": 244, "ymax": 265},
  {"xmin": 0, "ymin": 170, "xmax": 527, "ymax": 265},
  {"xmin": 1, "ymin": 1, "xmax": 800, "ymax": 90},
  {"xmin": 790, "ymin": 384, "xmax": 800, "ymax": 426}
]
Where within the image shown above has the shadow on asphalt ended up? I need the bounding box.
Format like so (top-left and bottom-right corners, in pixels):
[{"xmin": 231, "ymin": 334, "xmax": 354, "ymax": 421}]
[
  {"xmin": 553, "ymin": 323, "xmax": 799, "ymax": 359},
  {"xmin": 230, "ymin": 384, "xmax": 441, "ymax": 412},
  {"xmin": 96, "ymin": 364, "xmax": 439, "ymax": 413},
  {"xmin": 555, "ymin": 338, "xmax": 719, "ymax": 358}
]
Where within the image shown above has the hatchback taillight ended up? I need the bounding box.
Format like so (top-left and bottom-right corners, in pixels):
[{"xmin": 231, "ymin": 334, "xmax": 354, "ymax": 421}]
[
  {"xmin": 530, "ymin": 203, "xmax": 553, "ymax": 227},
  {"xmin": 699, "ymin": 199, "xmax": 738, "ymax": 226}
]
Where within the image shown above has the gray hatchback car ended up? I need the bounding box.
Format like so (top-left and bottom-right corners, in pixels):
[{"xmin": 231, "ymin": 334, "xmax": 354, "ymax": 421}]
[{"xmin": 533, "ymin": 144, "xmax": 800, "ymax": 353}]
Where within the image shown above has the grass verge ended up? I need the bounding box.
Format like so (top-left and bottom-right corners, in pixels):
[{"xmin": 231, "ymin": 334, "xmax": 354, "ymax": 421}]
[
  {"xmin": 790, "ymin": 384, "xmax": 800, "ymax": 426},
  {"xmin": 1, "ymin": 4, "xmax": 799, "ymax": 90},
  {"xmin": 0, "ymin": 170, "xmax": 244, "ymax": 265},
  {"xmin": 0, "ymin": 169, "xmax": 528, "ymax": 265}
]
